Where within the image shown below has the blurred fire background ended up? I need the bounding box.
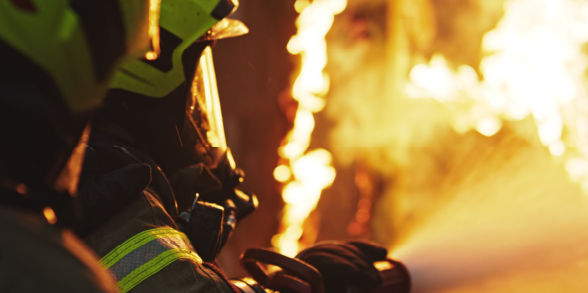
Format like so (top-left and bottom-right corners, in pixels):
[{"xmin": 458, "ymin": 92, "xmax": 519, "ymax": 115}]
[{"xmin": 213, "ymin": 0, "xmax": 588, "ymax": 290}]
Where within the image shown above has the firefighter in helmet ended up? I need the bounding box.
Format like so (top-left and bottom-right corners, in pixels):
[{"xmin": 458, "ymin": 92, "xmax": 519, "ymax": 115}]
[
  {"xmin": 0, "ymin": 0, "xmax": 157, "ymax": 291},
  {"xmin": 78, "ymin": 0, "xmax": 252, "ymax": 292},
  {"xmin": 78, "ymin": 0, "xmax": 394, "ymax": 292}
]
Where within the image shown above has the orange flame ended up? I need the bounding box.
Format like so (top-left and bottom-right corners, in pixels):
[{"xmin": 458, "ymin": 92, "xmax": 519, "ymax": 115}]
[
  {"xmin": 145, "ymin": 0, "xmax": 161, "ymax": 61},
  {"xmin": 406, "ymin": 0, "xmax": 588, "ymax": 192},
  {"xmin": 272, "ymin": 0, "xmax": 345, "ymax": 257},
  {"xmin": 43, "ymin": 206, "xmax": 57, "ymax": 225}
]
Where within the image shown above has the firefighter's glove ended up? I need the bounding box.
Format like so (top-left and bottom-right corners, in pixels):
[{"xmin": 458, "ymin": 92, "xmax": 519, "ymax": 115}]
[
  {"xmin": 77, "ymin": 163, "xmax": 152, "ymax": 236},
  {"xmin": 295, "ymin": 241, "xmax": 387, "ymax": 292}
]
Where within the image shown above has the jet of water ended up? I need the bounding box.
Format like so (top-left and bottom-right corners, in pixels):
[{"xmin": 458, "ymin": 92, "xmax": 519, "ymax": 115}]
[{"xmin": 391, "ymin": 131, "xmax": 588, "ymax": 293}]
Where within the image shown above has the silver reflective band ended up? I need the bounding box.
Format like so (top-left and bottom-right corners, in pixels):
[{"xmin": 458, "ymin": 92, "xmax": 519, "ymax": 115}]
[{"xmin": 100, "ymin": 227, "xmax": 202, "ymax": 293}]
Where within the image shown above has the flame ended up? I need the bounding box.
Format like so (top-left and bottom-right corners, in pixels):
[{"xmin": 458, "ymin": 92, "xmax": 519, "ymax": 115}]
[
  {"xmin": 145, "ymin": 0, "xmax": 161, "ymax": 61},
  {"xmin": 272, "ymin": 0, "xmax": 345, "ymax": 257},
  {"xmin": 43, "ymin": 206, "xmax": 57, "ymax": 225},
  {"xmin": 317, "ymin": 0, "xmax": 588, "ymax": 290},
  {"xmin": 406, "ymin": 0, "xmax": 588, "ymax": 192}
]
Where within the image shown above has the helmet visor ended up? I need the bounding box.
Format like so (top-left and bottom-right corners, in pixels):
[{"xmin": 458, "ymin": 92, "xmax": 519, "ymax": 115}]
[{"xmin": 185, "ymin": 45, "xmax": 227, "ymax": 167}]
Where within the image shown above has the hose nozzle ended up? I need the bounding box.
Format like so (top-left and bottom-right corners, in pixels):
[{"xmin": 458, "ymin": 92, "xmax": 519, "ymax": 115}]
[{"xmin": 371, "ymin": 258, "xmax": 411, "ymax": 293}]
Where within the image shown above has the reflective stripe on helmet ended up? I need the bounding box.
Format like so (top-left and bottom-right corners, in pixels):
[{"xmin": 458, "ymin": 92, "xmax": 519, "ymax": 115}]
[{"xmin": 101, "ymin": 227, "xmax": 202, "ymax": 293}]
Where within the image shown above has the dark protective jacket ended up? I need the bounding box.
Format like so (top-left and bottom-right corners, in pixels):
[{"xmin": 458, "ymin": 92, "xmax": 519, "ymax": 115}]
[
  {"xmin": 79, "ymin": 128, "xmax": 237, "ymax": 293},
  {"xmin": 0, "ymin": 205, "xmax": 119, "ymax": 293}
]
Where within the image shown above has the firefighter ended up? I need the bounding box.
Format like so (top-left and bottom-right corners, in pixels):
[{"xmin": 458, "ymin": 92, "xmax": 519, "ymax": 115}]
[
  {"xmin": 78, "ymin": 0, "xmax": 390, "ymax": 292},
  {"xmin": 0, "ymin": 0, "xmax": 156, "ymax": 291},
  {"xmin": 78, "ymin": 0, "xmax": 249, "ymax": 291}
]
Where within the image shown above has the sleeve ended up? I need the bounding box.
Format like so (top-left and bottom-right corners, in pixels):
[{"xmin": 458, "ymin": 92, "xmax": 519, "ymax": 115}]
[{"xmin": 84, "ymin": 189, "xmax": 237, "ymax": 293}]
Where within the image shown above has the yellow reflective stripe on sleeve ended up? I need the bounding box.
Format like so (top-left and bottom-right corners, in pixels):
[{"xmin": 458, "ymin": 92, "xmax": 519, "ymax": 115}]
[
  {"xmin": 118, "ymin": 248, "xmax": 202, "ymax": 293},
  {"xmin": 101, "ymin": 227, "xmax": 184, "ymax": 268},
  {"xmin": 99, "ymin": 227, "xmax": 202, "ymax": 293}
]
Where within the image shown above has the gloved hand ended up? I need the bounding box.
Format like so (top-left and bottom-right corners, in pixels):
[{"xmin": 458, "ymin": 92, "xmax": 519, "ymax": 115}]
[{"xmin": 296, "ymin": 241, "xmax": 388, "ymax": 293}]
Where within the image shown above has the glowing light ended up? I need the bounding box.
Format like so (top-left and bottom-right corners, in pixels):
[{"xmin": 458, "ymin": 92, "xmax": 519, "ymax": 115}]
[
  {"xmin": 273, "ymin": 165, "xmax": 291, "ymax": 183},
  {"xmin": 291, "ymin": 149, "xmax": 336, "ymax": 188},
  {"xmin": 476, "ymin": 118, "xmax": 501, "ymax": 137},
  {"xmin": 145, "ymin": 0, "xmax": 162, "ymax": 60},
  {"xmin": 272, "ymin": 0, "xmax": 346, "ymax": 256},
  {"xmin": 43, "ymin": 207, "xmax": 57, "ymax": 225},
  {"xmin": 550, "ymin": 142, "xmax": 566, "ymax": 157},
  {"xmin": 406, "ymin": 0, "xmax": 588, "ymax": 193},
  {"xmin": 294, "ymin": 0, "xmax": 311, "ymax": 13},
  {"xmin": 15, "ymin": 184, "xmax": 28, "ymax": 195}
]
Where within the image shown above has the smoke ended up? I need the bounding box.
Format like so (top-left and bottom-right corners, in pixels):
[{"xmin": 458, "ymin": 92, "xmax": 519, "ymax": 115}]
[{"xmin": 325, "ymin": 0, "xmax": 449, "ymax": 172}]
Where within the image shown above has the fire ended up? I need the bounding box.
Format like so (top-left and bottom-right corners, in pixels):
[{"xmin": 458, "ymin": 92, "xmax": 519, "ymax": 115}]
[
  {"xmin": 407, "ymin": 0, "xmax": 588, "ymax": 191},
  {"xmin": 387, "ymin": 0, "xmax": 588, "ymax": 290},
  {"xmin": 43, "ymin": 206, "xmax": 57, "ymax": 225},
  {"xmin": 308, "ymin": 0, "xmax": 588, "ymax": 290},
  {"xmin": 272, "ymin": 0, "xmax": 345, "ymax": 256},
  {"xmin": 145, "ymin": 0, "xmax": 161, "ymax": 61}
]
